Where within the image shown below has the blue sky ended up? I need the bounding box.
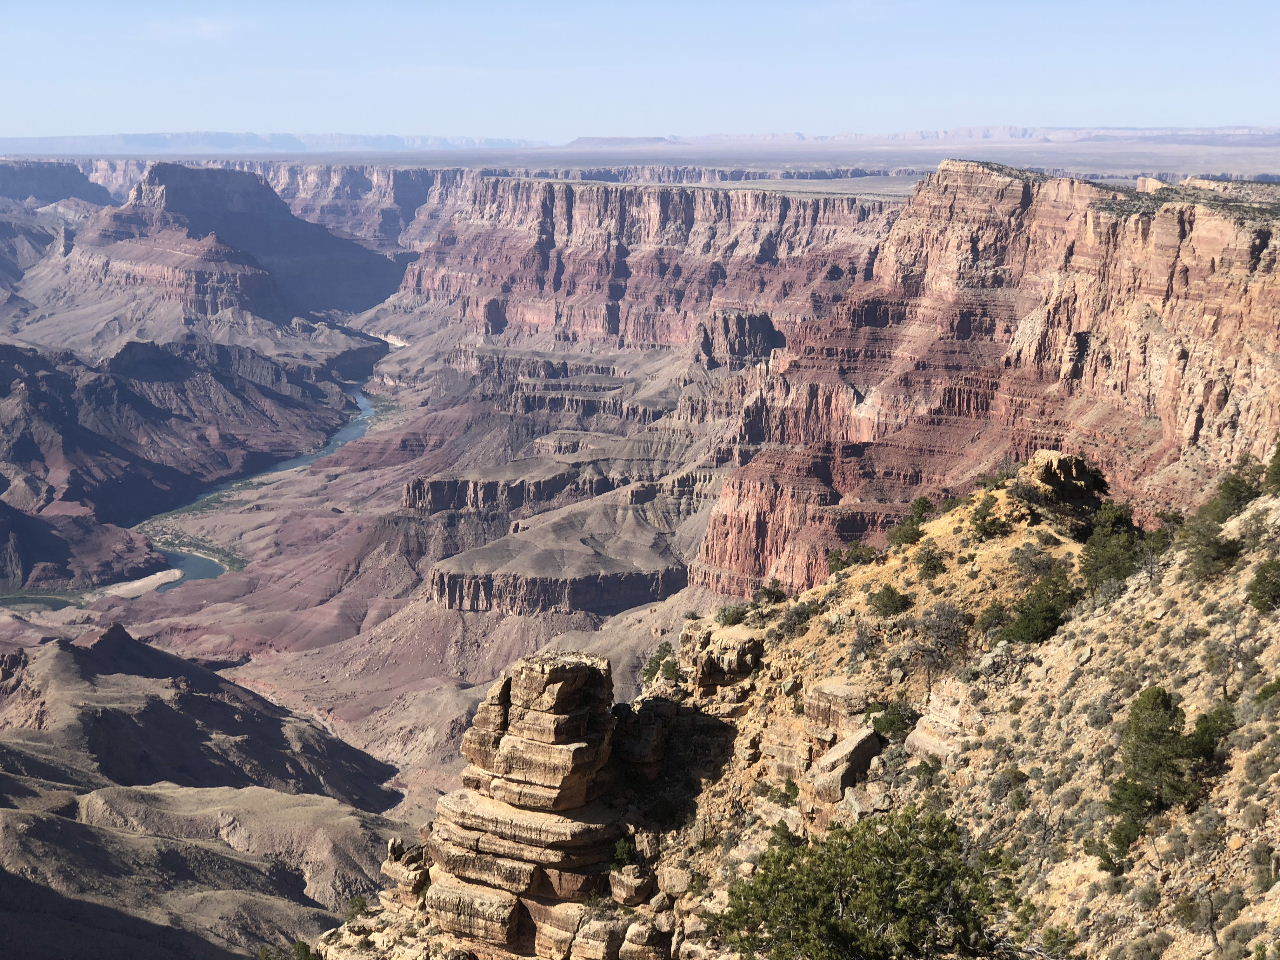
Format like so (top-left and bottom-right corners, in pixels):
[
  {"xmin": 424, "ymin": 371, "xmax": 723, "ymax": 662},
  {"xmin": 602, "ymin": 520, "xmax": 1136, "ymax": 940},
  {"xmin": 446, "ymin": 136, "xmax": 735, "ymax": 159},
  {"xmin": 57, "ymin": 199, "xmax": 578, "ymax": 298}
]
[{"xmin": 5, "ymin": 0, "xmax": 1277, "ymax": 142}]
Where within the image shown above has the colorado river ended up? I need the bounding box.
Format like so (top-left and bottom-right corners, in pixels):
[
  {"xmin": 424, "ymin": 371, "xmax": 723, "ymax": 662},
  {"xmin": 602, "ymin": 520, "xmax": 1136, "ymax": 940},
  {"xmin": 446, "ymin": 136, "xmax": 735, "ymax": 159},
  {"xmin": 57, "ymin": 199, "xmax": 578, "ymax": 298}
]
[{"xmin": 154, "ymin": 390, "xmax": 378, "ymax": 592}]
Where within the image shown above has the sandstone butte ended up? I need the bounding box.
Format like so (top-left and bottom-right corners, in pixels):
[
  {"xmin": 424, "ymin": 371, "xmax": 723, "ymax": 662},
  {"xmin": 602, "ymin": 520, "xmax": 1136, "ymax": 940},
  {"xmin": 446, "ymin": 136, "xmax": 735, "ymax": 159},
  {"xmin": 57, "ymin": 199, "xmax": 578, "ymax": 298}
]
[{"xmin": 318, "ymin": 651, "xmax": 679, "ymax": 960}]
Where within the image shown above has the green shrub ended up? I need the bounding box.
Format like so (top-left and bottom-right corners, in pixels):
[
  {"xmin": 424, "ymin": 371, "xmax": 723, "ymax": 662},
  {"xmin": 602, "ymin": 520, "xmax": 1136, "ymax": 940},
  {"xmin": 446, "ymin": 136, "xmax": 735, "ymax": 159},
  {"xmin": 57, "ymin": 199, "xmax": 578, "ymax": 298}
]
[
  {"xmin": 1079, "ymin": 502, "xmax": 1144, "ymax": 589},
  {"xmin": 1009, "ymin": 543, "xmax": 1063, "ymax": 581},
  {"xmin": 989, "ymin": 765, "xmax": 1029, "ymax": 802},
  {"xmin": 346, "ymin": 896, "xmax": 368, "ymax": 920},
  {"xmin": 764, "ymin": 779, "xmax": 801, "ymax": 806},
  {"xmin": 642, "ymin": 641, "xmax": 674, "ymax": 683},
  {"xmin": 868, "ymin": 699, "xmax": 921, "ymax": 741},
  {"xmin": 713, "ymin": 807, "xmax": 1015, "ymax": 960},
  {"xmin": 919, "ymin": 601, "xmax": 974, "ymax": 651},
  {"xmin": 778, "ymin": 599, "xmax": 823, "ymax": 637},
  {"xmin": 978, "ymin": 467, "xmax": 1017, "ymax": 490},
  {"xmin": 258, "ymin": 945, "xmax": 318, "ymax": 960},
  {"xmin": 1246, "ymin": 557, "xmax": 1280, "ymax": 613},
  {"xmin": 717, "ymin": 604, "xmax": 750, "ymax": 626},
  {"xmin": 1008, "ymin": 480, "xmax": 1053, "ymax": 507},
  {"xmin": 887, "ymin": 517, "xmax": 925, "ymax": 548},
  {"xmin": 975, "ymin": 601, "xmax": 1009, "ymax": 634},
  {"xmin": 1254, "ymin": 677, "xmax": 1280, "ymax": 702},
  {"xmin": 1198, "ymin": 457, "xmax": 1263, "ymax": 523},
  {"xmin": 1265, "ymin": 443, "xmax": 1280, "ymax": 495},
  {"xmin": 1104, "ymin": 688, "xmax": 1234, "ymax": 866},
  {"xmin": 908, "ymin": 496, "xmax": 935, "ymax": 521},
  {"xmin": 868, "ymin": 584, "xmax": 913, "ymax": 617},
  {"xmin": 828, "ymin": 543, "xmax": 879, "ymax": 573},
  {"xmin": 1180, "ymin": 516, "xmax": 1243, "ymax": 580},
  {"xmin": 612, "ymin": 835, "xmax": 638, "ymax": 867},
  {"xmin": 971, "ymin": 494, "xmax": 1012, "ymax": 540},
  {"xmin": 1039, "ymin": 926, "xmax": 1080, "ymax": 959},
  {"xmin": 914, "ymin": 541, "xmax": 947, "ymax": 579},
  {"xmin": 997, "ymin": 574, "xmax": 1080, "ymax": 644},
  {"xmin": 754, "ymin": 579, "xmax": 788, "ymax": 604}
]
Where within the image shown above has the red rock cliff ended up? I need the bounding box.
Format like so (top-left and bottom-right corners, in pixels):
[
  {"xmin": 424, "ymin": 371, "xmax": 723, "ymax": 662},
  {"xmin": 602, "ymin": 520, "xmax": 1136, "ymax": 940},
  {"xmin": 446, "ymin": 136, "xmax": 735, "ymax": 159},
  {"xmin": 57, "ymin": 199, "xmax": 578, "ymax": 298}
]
[
  {"xmin": 388, "ymin": 176, "xmax": 896, "ymax": 346},
  {"xmin": 693, "ymin": 161, "xmax": 1280, "ymax": 594}
]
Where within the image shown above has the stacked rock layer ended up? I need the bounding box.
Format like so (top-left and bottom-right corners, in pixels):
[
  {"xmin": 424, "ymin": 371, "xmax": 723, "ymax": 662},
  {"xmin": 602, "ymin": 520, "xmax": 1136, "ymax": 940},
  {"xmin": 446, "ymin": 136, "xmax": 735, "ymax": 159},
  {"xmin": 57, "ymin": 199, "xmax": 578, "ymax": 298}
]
[{"xmin": 424, "ymin": 654, "xmax": 623, "ymax": 959}]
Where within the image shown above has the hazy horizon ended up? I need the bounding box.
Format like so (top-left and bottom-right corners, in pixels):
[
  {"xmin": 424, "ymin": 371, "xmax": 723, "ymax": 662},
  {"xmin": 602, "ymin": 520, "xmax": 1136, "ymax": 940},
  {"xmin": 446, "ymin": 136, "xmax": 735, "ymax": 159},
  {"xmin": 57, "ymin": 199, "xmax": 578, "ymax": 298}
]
[
  {"xmin": 5, "ymin": 0, "xmax": 1277, "ymax": 143},
  {"xmin": 3, "ymin": 123, "xmax": 1280, "ymax": 149}
]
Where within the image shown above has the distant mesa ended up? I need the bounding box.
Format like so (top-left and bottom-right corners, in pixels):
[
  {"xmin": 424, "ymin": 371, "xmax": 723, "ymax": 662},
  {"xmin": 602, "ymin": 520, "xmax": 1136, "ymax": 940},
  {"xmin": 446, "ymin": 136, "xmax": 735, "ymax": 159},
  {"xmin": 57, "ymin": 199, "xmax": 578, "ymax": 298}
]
[
  {"xmin": 564, "ymin": 136, "xmax": 680, "ymax": 148},
  {"xmin": 4, "ymin": 125, "xmax": 1280, "ymax": 159},
  {"xmin": 0, "ymin": 158, "xmax": 112, "ymax": 204}
]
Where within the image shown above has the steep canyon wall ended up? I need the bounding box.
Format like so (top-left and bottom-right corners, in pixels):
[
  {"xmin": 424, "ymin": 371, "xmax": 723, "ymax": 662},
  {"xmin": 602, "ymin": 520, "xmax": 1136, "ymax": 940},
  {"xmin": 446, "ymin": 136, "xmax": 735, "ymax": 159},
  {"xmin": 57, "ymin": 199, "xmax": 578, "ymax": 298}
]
[{"xmin": 693, "ymin": 162, "xmax": 1280, "ymax": 593}]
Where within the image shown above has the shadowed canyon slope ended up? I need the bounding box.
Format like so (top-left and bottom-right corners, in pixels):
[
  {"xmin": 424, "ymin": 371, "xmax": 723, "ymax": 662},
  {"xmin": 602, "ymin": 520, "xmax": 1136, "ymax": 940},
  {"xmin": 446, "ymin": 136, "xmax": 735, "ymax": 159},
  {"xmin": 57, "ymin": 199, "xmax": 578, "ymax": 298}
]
[
  {"xmin": 0, "ymin": 337, "xmax": 372, "ymax": 590},
  {"xmin": 0, "ymin": 625, "xmax": 403, "ymax": 958},
  {"xmin": 0, "ymin": 160, "xmax": 398, "ymax": 590},
  {"xmin": 4, "ymin": 161, "xmax": 393, "ymax": 366}
]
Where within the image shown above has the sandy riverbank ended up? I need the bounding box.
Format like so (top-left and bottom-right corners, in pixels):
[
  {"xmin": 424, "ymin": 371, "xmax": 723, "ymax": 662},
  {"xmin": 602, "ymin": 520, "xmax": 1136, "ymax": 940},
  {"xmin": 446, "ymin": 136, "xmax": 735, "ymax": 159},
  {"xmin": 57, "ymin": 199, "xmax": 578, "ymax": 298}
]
[{"xmin": 93, "ymin": 567, "xmax": 184, "ymax": 599}]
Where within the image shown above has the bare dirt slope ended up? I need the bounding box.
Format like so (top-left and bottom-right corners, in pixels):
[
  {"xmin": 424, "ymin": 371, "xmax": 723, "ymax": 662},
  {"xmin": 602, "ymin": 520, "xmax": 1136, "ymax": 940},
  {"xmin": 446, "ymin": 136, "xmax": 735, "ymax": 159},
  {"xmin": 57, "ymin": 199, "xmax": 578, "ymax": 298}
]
[{"xmin": 0, "ymin": 624, "xmax": 407, "ymax": 956}]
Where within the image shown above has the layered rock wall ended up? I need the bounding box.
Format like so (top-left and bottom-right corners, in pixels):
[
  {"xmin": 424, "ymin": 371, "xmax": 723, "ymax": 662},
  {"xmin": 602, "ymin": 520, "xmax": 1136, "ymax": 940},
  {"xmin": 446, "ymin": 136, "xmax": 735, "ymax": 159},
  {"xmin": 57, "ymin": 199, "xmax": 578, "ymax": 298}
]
[
  {"xmin": 693, "ymin": 161, "xmax": 1280, "ymax": 594},
  {"xmin": 392, "ymin": 176, "xmax": 895, "ymax": 346}
]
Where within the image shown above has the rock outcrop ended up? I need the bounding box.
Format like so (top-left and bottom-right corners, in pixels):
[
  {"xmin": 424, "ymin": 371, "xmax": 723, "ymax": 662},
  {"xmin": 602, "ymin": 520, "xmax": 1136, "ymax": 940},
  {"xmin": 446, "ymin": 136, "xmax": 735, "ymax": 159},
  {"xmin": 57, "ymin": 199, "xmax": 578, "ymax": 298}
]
[
  {"xmin": 320, "ymin": 653, "xmax": 662, "ymax": 960},
  {"xmin": 426, "ymin": 655, "xmax": 619, "ymax": 951}
]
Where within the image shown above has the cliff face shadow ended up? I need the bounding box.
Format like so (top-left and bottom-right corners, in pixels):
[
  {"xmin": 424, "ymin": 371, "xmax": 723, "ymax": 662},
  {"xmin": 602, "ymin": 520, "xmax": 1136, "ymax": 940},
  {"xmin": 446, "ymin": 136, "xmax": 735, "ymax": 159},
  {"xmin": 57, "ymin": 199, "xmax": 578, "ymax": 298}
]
[{"xmin": 625, "ymin": 701, "xmax": 735, "ymax": 832}]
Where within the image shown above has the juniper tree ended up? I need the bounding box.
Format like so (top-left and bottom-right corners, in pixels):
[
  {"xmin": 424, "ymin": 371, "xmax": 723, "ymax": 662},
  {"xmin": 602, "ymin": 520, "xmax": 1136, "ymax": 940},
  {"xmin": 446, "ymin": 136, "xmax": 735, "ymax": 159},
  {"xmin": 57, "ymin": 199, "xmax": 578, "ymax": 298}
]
[{"xmin": 714, "ymin": 807, "xmax": 1016, "ymax": 960}]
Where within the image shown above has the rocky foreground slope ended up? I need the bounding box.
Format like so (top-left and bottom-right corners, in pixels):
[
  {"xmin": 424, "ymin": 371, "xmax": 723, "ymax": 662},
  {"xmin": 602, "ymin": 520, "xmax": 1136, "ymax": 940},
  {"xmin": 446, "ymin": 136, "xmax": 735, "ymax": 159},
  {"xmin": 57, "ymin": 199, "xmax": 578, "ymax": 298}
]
[{"xmin": 316, "ymin": 451, "xmax": 1280, "ymax": 960}]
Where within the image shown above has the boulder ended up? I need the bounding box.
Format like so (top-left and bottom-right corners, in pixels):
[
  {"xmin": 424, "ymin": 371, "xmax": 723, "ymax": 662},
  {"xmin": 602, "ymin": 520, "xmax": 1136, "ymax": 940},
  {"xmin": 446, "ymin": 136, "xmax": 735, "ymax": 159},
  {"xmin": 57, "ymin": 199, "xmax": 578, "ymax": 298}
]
[
  {"xmin": 570, "ymin": 919, "xmax": 626, "ymax": 960},
  {"xmin": 682, "ymin": 629, "xmax": 764, "ymax": 688},
  {"xmin": 803, "ymin": 678, "xmax": 867, "ymax": 736},
  {"xmin": 610, "ymin": 865, "xmax": 655, "ymax": 906},
  {"xmin": 619, "ymin": 920, "xmax": 672, "ymax": 960},
  {"xmin": 656, "ymin": 865, "xmax": 692, "ymax": 897},
  {"xmin": 809, "ymin": 728, "xmax": 881, "ymax": 803},
  {"xmin": 425, "ymin": 873, "xmax": 521, "ymax": 944}
]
